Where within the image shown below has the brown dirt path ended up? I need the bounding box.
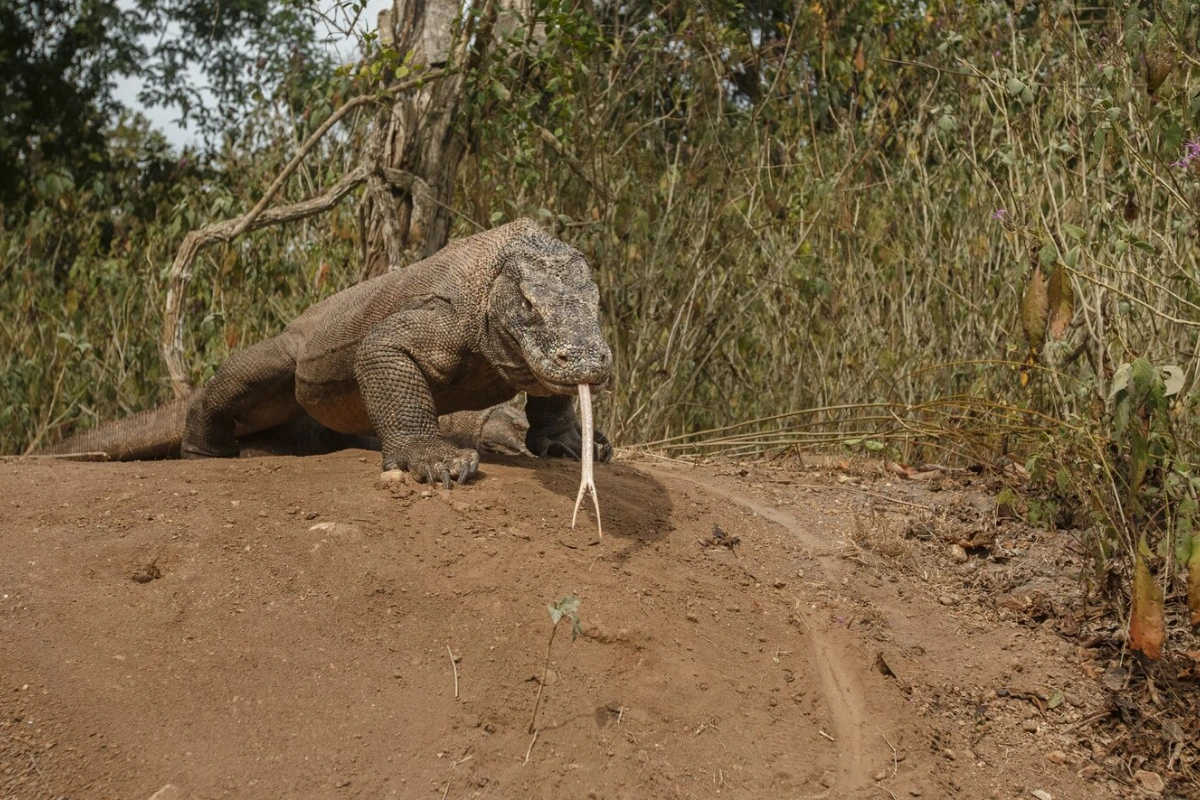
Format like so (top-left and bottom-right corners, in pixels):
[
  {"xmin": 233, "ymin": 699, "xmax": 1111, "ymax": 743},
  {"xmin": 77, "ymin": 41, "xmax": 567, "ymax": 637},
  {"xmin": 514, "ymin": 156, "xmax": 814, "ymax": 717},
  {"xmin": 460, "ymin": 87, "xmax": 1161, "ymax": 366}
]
[{"xmin": 0, "ymin": 452, "xmax": 1123, "ymax": 799}]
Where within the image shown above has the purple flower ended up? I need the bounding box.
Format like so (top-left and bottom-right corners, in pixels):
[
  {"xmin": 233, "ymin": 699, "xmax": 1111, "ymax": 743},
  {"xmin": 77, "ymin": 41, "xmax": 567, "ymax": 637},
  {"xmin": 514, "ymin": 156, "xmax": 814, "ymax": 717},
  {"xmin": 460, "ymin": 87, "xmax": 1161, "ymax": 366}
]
[
  {"xmin": 991, "ymin": 208, "xmax": 1006, "ymax": 220},
  {"xmin": 1171, "ymin": 139, "xmax": 1200, "ymax": 169}
]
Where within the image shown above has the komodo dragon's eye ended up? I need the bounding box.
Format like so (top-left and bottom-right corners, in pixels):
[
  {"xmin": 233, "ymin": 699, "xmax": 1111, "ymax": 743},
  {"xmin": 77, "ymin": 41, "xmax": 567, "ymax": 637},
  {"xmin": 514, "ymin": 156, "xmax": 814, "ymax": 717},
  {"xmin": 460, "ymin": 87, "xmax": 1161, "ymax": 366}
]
[{"xmin": 521, "ymin": 295, "xmax": 534, "ymax": 314}]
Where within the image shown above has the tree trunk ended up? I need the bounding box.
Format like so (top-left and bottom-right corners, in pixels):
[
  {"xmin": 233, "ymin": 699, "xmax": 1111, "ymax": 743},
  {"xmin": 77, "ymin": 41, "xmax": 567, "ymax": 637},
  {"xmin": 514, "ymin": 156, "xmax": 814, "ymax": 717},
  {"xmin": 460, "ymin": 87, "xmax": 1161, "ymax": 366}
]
[{"xmin": 362, "ymin": 0, "xmax": 536, "ymax": 279}]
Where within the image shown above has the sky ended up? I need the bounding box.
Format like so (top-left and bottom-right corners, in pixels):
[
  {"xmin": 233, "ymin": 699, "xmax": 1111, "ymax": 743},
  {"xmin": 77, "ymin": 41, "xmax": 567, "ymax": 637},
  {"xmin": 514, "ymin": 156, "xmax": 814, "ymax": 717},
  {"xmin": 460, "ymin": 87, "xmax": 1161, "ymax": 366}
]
[{"xmin": 112, "ymin": 0, "xmax": 392, "ymax": 147}]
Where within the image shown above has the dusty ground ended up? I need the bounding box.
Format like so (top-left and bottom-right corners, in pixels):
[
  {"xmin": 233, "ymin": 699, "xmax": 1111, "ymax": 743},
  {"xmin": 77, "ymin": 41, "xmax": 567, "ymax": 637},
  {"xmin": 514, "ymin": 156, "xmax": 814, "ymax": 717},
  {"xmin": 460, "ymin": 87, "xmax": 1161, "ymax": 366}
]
[{"xmin": 0, "ymin": 450, "xmax": 1193, "ymax": 799}]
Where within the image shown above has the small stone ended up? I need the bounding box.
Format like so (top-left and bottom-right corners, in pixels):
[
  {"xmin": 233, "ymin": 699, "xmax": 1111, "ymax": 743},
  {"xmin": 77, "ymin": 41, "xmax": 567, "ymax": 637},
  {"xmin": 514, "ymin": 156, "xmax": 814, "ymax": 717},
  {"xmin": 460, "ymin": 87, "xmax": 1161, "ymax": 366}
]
[
  {"xmin": 948, "ymin": 544, "xmax": 968, "ymax": 563},
  {"xmin": 1046, "ymin": 750, "xmax": 1066, "ymax": 764},
  {"xmin": 942, "ymin": 748, "xmax": 955, "ymax": 760},
  {"xmin": 874, "ymin": 770, "xmax": 889, "ymax": 782},
  {"xmin": 686, "ymin": 612, "xmax": 700, "ymax": 623},
  {"xmin": 909, "ymin": 789, "xmax": 923, "ymax": 797},
  {"xmin": 938, "ymin": 595, "xmax": 957, "ymax": 606},
  {"xmin": 1021, "ymin": 719, "xmax": 1038, "ymax": 733},
  {"xmin": 378, "ymin": 469, "xmax": 407, "ymax": 487},
  {"xmin": 1030, "ymin": 790, "xmax": 1053, "ymax": 800},
  {"xmin": 1134, "ymin": 770, "xmax": 1165, "ymax": 794},
  {"xmin": 483, "ymin": 722, "xmax": 496, "ymax": 734},
  {"xmin": 819, "ymin": 771, "xmax": 835, "ymax": 788},
  {"xmin": 773, "ymin": 580, "xmax": 787, "ymax": 589},
  {"xmin": 148, "ymin": 786, "xmax": 182, "ymax": 800}
]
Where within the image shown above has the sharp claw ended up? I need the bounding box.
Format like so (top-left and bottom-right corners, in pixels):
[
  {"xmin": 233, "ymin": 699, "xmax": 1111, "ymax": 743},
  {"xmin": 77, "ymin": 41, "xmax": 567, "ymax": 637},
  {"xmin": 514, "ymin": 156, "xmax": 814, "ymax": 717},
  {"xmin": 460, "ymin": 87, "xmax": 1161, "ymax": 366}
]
[
  {"xmin": 441, "ymin": 469, "xmax": 452, "ymax": 490},
  {"xmin": 457, "ymin": 468, "xmax": 470, "ymax": 485},
  {"xmin": 424, "ymin": 467, "xmax": 435, "ymax": 485}
]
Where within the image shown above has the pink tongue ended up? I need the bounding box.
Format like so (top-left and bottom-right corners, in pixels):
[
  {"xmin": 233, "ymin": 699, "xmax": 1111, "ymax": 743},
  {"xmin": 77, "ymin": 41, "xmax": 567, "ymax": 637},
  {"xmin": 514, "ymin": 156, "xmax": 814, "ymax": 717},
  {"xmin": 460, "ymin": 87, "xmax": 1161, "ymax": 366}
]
[{"xmin": 571, "ymin": 383, "xmax": 602, "ymax": 537}]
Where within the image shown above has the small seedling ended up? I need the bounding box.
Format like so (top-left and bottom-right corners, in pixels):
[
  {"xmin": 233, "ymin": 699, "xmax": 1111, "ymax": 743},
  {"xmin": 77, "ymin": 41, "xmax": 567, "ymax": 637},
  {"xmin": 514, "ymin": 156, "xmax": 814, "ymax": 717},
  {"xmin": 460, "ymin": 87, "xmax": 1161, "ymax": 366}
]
[{"xmin": 528, "ymin": 596, "xmax": 583, "ymax": 735}]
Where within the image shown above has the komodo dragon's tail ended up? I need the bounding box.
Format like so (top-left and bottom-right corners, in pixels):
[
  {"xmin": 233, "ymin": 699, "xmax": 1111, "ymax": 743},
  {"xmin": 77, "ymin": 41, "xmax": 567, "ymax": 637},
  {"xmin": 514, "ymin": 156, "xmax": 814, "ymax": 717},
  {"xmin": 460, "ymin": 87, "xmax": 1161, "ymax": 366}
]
[{"xmin": 35, "ymin": 400, "xmax": 189, "ymax": 461}]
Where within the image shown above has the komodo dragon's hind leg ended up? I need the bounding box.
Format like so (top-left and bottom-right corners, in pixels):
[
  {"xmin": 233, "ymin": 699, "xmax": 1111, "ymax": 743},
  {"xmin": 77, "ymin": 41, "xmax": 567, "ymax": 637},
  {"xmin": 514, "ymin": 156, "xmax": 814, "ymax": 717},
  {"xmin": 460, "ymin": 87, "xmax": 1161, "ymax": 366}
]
[{"xmin": 183, "ymin": 335, "xmax": 305, "ymax": 458}]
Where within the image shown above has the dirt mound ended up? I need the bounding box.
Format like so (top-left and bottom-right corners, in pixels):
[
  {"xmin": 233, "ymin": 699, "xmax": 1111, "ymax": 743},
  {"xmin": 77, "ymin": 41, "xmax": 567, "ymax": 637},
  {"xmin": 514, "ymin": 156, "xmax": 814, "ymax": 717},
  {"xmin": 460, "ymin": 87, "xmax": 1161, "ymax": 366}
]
[{"xmin": 0, "ymin": 453, "xmax": 1136, "ymax": 798}]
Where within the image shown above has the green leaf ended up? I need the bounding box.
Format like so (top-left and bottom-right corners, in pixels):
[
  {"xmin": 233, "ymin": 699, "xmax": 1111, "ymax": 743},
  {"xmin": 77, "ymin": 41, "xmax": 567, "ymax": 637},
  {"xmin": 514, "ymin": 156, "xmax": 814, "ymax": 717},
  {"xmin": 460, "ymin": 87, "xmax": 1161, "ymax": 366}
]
[
  {"xmin": 1114, "ymin": 394, "xmax": 1131, "ymax": 437},
  {"xmin": 1007, "ymin": 77, "xmax": 1026, "ymax": 96},
  {"xmin": 547, "ymin": 596, "xmax": 580, "ymax": 627},
  {"xmin": 1038, "ymin": 243, "xmax": 1057, "ymax": 267},
  {"xmin": 1062, "ymin": 223, "xmax": 1086, "ymax": 241},
  {"xmin": 1048, "ymin": 689, "xmax": 1064, "ymax": 710},
  {"xmin": 1131, "ymin": 358, "xmax": 1157, "ymax": 398},
  {"xmin": 863, "ymin": 440, "xmax": 885, "ymax": 452},
  {"xmin": 1109, "ymin": 363, "xmax": 1132, "ymax": 400}
]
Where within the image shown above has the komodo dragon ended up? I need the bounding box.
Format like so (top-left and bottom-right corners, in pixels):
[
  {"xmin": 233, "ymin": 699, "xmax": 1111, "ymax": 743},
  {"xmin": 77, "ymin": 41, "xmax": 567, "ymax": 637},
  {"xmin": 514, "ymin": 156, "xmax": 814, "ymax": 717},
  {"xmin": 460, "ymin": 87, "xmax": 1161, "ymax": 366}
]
[{"xmin": 38, "ymin": 219, "xmax": 614, "ymax": 486}]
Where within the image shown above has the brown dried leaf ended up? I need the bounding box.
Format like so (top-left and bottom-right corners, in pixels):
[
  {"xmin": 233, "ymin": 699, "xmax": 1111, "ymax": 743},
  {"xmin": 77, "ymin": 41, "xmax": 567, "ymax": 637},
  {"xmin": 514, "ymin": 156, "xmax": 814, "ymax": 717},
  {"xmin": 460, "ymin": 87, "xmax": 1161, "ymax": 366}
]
[
  {"xmin": 1188, "ymin": 540, "xmax": 1200, "ymax": 628},
  {"xmin": 1047, "ymin": 266, "xmax": 1074, "ymax": 339},
  {"xmin": 853, "ymin": 41, "xmax": 866, "ymax": 73},
  {"xmin": 1130, "ymin": 539, "xmax": 1165, "ymax": 660},
  {"xmin": 1021, "ymin": 266, "xmax": 1049, "ymax": 357}
]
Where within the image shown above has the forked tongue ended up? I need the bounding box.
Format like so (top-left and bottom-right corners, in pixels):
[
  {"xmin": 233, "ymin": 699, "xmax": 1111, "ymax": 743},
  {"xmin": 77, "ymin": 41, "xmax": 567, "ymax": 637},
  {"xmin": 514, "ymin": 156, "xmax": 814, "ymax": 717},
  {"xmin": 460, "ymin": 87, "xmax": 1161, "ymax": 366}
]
[{"xmin": 571, "ymin": 383, "xmax": 602, "ymax": 537}]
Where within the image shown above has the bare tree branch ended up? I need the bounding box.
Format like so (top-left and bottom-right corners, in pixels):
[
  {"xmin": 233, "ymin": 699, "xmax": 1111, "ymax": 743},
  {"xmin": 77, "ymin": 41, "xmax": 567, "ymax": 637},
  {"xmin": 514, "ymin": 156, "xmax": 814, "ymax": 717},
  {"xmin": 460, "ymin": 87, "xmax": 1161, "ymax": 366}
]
[
  {"xmin": 158, "ymin": 69, "xmax": 450, "ymax": 397},
  {"xmin": 161, "ymin": 165, "xmax": 372, "ymax": 396}
]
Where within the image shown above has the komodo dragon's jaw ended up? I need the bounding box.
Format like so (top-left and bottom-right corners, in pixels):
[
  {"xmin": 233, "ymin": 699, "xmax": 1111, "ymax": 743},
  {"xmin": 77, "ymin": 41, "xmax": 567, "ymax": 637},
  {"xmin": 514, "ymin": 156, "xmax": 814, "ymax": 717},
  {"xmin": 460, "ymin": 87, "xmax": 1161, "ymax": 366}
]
[{"xmin": 483, "ymin": 234, "xmax": 613, "ymax": 397}]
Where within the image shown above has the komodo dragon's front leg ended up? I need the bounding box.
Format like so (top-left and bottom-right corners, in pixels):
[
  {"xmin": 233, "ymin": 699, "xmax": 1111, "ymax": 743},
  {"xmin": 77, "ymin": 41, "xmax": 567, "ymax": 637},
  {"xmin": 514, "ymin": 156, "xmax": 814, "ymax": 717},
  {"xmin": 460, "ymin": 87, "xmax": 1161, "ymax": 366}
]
[
  {"xmin": 353, "ymin": 316, "xmax": 480, "ymax": 488},
  {"xmin": 524, "ymin": 395, "xmax": 613, "ymax": 463}
]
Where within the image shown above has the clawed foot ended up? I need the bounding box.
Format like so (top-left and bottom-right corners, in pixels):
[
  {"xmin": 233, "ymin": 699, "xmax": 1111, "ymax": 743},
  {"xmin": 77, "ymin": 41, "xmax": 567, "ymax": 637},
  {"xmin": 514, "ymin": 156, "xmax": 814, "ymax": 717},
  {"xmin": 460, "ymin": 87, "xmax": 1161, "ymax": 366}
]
[
  {"xmin": 386, "ymin": 437, "xmax": 480, "ymax": 488},
  {"xmin": 526, "ymin": 425, "xmax": 613, "ymax": 463}
]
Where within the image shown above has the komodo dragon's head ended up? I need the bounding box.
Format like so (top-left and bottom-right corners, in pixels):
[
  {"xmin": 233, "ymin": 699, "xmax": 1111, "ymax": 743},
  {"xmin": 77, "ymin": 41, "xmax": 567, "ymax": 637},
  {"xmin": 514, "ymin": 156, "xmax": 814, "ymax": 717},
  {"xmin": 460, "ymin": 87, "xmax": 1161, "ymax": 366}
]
[{"xmin": 483, "ymin": 226, "xmax": 613, "ymax": 397}]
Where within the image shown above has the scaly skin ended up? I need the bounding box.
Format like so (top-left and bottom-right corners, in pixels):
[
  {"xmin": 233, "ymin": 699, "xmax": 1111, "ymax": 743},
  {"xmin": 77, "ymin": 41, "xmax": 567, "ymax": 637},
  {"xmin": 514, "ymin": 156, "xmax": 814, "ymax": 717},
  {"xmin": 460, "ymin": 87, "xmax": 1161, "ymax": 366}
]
[{"xmin": 41, "ymin": 220, "xmax": 613, "ymax": 485}]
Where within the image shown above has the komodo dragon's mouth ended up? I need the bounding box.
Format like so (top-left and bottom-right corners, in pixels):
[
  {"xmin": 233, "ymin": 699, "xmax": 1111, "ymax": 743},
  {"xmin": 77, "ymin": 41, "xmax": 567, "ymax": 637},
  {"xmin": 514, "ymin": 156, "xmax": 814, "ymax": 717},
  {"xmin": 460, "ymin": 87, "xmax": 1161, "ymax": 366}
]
[
  {"xmin": 491, "ymin": 325, "xmax": 611, "ymax": 395},
  {"xmin": 539, "ymin": 378, "xmax": 610, "ymax": 394}
]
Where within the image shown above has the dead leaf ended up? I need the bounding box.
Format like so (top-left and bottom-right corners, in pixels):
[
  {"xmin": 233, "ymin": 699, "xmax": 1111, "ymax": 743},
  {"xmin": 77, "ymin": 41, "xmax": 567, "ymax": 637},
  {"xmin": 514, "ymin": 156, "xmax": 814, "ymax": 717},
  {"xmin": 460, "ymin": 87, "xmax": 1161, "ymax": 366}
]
[
  {"xmin": 1130, "ymin": 538, "xmax": 1166, "ymax": 660},
  {"xmin": 853, "ymin": 41, "xmax": 866, "ymax": 73},
  {"xmin": 1021, "ymin": 265, "xmax": 1049, "ymax": 357},
  {"xmin": 1047, "ymin": 265, "xmax": 1074, "ymax": 339},
  {"xmin": 1188, "ymin": 540, "xmax": 1200, "ymax": 628}
]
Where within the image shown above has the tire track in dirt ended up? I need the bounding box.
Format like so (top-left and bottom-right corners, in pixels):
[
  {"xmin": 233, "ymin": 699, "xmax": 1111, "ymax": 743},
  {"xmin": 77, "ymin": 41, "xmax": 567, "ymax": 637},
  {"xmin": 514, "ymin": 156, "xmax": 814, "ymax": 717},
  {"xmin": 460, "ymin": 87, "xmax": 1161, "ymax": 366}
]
[{"xmin": 658, "ymin": 468, "xmax": 877, "ymax": 795}]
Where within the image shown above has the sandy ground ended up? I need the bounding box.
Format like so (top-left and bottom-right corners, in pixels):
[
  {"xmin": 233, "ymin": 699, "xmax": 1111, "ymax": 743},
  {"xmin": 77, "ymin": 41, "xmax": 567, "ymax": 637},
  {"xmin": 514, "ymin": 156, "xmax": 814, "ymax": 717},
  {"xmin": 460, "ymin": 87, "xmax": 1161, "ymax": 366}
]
[{"xmin": 0, "ymin": 450, "xmax": 1183, "ymax": 799}]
